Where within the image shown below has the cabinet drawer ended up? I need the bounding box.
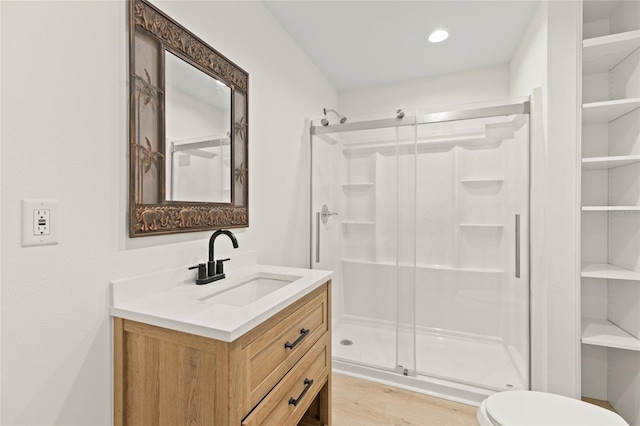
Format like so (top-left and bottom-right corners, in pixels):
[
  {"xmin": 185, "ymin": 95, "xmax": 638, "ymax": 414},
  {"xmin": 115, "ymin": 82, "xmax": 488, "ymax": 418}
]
[
  {"xmin": 247, "ymin": 288, "xmax": 328, "ymax": 408},
  {"xmin": 242, "ymin": 333, "xmax": 329, "ymax": 426}
]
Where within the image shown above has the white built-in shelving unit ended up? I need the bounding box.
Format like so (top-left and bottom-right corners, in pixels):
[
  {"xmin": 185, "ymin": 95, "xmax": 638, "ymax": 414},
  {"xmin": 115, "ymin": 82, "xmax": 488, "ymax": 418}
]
[
  {"xmin": 582, "ymin": 98, "xmax": 640, "ymax": 122},
  {"xmin": 582, "ymin": 318, "xmax": 640, "ymax": 351},
  {"xmin": 583, "ymin": 29, "xmax": 640, "ymax": 73},
  {"xmin": 582, "ymin": 206, "xmax": 640, "ymax": 211},
  {"xmin": 580, "ymin": 2, "xmax": 640, "ymax": 423},
  {"xmin": 582, "ymin": 262, "xmax": 640, "ymax": 281},
  {"xmin": 582, "ymin": 154, "xmax": 640, "ymax": 169}
]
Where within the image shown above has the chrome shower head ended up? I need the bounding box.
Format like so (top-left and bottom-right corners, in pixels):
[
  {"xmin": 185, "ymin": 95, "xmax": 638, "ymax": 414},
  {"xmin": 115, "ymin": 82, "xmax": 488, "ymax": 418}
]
[{"xmin": 323, "ymin": 108, "xmax": 347, "ymax": 124}]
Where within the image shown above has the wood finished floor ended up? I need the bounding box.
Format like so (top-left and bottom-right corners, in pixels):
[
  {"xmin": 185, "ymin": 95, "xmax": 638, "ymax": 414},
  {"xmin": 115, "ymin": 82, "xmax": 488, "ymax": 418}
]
[
  {"xmin": 332, "ymin": 373, "xmax": 478, "ymax": 426},
  {"xmin": 582, "ymin": 397, "xmax": 617, "ymax": 413},
  {"xmin": 330, "ymin": 374, "xmax": 618, "ymax": 425}
]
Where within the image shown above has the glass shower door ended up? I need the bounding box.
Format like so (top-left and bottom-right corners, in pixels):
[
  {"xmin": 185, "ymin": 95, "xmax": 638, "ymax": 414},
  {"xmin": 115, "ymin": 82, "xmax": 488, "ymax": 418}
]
[
  {"xmin": 311, "ymin": 119, "xmax": 417, "ymax": 376},
  {"xmin": 411, "ymin": 110, "xmax": 530, "ymax": 390},
  {"xmin": 310, "ymin": 101, "xmax": 530, "ymax": 392}
]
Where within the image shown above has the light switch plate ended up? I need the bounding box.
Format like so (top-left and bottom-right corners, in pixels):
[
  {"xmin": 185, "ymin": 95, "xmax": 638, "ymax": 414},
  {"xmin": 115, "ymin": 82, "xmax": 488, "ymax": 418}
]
[{"xmin": 22, "ymin": 199, "xmax": 58, "ymax": 246}]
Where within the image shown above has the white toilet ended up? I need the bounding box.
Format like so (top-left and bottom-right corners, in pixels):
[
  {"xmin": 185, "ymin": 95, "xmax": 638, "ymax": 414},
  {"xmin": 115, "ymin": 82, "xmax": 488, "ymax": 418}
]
[{"xmin": 477, "ymin": 391, "xmax": 629, "ymax": 425}]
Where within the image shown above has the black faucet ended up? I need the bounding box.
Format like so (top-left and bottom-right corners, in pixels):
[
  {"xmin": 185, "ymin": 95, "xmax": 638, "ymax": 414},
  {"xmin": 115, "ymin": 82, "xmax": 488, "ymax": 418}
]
[
  {"xmin": 208, "ymin": 229, "xmax": 239, "ymax": 278},
  {"xmin": 189, "ymin": 229, "xmax": 239, "ymax": 285}
]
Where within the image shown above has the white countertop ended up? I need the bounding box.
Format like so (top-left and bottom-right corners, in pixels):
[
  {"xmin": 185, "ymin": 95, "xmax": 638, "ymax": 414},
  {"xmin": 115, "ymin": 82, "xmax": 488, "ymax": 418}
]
[{"xmin": 110, "ymin": 263, "xmax": 332, "ymax": 342}]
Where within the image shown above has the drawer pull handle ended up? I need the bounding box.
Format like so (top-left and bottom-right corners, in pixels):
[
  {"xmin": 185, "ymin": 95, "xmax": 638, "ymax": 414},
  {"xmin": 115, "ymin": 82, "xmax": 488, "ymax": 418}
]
[
  {"xmin": 288, "ymin": 378, "xmax": 313, "ymax": 406},
  {"xmin": 284, "ymin": 328, "xmax": 310, "ymax": 350}
]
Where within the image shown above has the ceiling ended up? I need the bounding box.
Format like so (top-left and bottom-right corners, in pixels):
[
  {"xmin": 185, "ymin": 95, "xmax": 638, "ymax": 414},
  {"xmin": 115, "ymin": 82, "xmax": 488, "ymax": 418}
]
[{"xmin": 263, "ymin": 1, "xmax": 539, "ymax": 92}]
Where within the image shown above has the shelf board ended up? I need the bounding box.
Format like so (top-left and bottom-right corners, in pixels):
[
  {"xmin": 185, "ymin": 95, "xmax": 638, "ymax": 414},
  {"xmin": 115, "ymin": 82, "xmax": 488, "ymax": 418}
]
[
  {"xmin": 341, "ymin": 258, "xmax": 504, "ymax": 274},
  {"xmin": 342, "ymin": 183, "xmax": 375, "ymax": 189},
  {"xmin": 582, "ymin": 318, "xmax": 640, "ymax": 351},
  {"xmin": 583, "ymin": 30, "xmax": 640, "ymax": 74},
  {"xmin": 459, "ymin": 178, "xmax": 504, "ymax": 183},
  {"xmin": 459, "ymin": 223, "xmax": 505, "ymax": 227},
  {"xmin": 581, "ymin": 263, "xmax": 640, "ymax": 281},
  {"xmin": 582, "ymin": 155, "xmax": 640, "ymax": 170},
  {"xmin": 341, "ymin": 221, "xmax": 375, "ymax": 225},
  {"xmin": 582, "ymin": 98, "xmax": 640, "ymax": 124},
  {"xmin": 582, "ymin": 206, "xmax": 640, "ymax": 211}
]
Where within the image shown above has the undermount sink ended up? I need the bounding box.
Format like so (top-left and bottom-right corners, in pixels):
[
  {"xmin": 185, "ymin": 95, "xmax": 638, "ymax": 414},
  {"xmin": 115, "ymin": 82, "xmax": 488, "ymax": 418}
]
[{"xmin": 198, "ymin": 272, "xmax": 302, "ymax": 307}]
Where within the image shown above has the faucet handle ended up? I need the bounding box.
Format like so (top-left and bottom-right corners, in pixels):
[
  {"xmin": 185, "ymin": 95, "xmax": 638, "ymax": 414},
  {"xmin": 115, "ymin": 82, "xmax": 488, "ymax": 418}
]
[
  {"xmin": 215, "ymin": 258, "xmax": 231, "ymax": 275},
  {"xmin": 188, "ymin": 263, "xmax": 207, "ymax": 280}
]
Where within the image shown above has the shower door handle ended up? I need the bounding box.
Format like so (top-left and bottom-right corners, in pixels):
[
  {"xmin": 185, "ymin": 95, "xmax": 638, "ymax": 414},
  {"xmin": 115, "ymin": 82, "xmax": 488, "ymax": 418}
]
[
  {"xmin": 515, "ymin": 214, "xmax": 521, "ymax": 278},
  {"xmin": 316, "ymin": 212, "xmax": 321, "ymax": 263}
]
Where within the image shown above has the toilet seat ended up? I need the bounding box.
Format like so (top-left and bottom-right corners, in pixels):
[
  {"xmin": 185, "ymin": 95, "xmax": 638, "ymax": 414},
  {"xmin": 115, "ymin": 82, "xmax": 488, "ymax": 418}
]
[{"xmin": 478, "ymin": 391, "xmax": 628, "ymax": 426}]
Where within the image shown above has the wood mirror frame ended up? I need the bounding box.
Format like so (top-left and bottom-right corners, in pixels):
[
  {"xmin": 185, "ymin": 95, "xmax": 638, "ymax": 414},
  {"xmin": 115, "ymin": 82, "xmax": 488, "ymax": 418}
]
[{"xmin": 129, "ymin": 0, "xmax": 249, "ymax": 237}]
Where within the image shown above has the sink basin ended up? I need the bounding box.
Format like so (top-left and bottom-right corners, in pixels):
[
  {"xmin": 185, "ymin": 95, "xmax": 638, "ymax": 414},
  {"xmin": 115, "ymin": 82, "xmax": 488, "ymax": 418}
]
[{"xmin": 199, "ymin": 272, "xmax": 301, "ymax": 307}]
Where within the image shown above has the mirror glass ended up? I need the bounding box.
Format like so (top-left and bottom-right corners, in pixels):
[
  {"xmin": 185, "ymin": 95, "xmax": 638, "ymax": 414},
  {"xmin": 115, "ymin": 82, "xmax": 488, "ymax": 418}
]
[{"xmin": 165, "ymin": 51, "xmax": 232, "ymax": 203}]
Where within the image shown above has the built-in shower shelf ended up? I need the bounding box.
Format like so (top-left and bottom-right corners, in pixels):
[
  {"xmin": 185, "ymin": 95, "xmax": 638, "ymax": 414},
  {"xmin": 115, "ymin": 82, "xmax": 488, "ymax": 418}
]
[
  {"xmin": 341, "ymin": 221, "xmax": 375, "ymax": 225},
  {"xmin": 582, "ymin": 30, "xmax": 640, "ymax": 74},
  {"xmin": 581, "ymin": 206, "xmax": 640, "ymax": 211},
  {"xmin": 342, "ymin": 182, "xmax": 375, "ymax": 189},
  {"xmin": 582, "ymin": 318, "xmax": 640, "ymax": 351},
  {"xmin": 459, "ymin": 178, "xmax": 504, "ymax": 183},
  {"xmin": 581, "ymin": 263, "xmax": 640, "ymax": 281},
  {"xmin": 341, "ymin": 258, "xmax": 503, "ymax": 274},
  {"xmin": 582, "ymin": 155, "xmax": 640, "ymax": 170},
  {"xmin": 582, "ymin": 98, "xmax": 640, "ymax": 124},
  {"xmin": 459, "ymin": 223, "xmax": 504, "ymax": 227}
]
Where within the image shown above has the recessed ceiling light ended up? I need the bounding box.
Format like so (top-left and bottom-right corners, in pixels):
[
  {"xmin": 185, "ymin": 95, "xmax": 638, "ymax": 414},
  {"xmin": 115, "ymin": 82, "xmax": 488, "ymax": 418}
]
[{"xmin": 427, "ymin": 29, "xmax": 449, "ymax": 43}]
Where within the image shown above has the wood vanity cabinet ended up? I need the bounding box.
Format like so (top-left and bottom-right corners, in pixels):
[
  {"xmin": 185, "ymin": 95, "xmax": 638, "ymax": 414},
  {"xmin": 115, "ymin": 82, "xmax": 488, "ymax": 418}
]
[{"xmin": 113, "ymin": 281, "xmax": 331, "ymax": 426}]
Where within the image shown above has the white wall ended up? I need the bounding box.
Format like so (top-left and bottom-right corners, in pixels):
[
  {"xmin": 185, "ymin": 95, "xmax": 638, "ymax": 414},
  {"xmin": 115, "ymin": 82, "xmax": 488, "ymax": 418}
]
[
  {"xmin": 509, "ymin": 0, "xmax": 582, "ymax": 398},
  {"xmin": 339, "ymin": 63, "xmax": 510, "ymax": 118},
  {"xmin": 510, "ymin": 1, "xmax": 548, "ymax": 100},
  {"xmin": 0, "ymin": 1, "xmax": 337, "ymax": 424},
  {"xmin": 542, "ymin": 0, "xmax": 581, "ymax": 399},
  {"xmin": 509, "ymin": 0, "xmax": 550, "ymax": 394}
]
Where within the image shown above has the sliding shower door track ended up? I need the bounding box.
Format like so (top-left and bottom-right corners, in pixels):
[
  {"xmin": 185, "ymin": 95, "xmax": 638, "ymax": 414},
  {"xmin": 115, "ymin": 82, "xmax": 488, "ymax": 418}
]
[{"xmin": 312, "ymin": 99, "xmax": 530, "ymax": 135}]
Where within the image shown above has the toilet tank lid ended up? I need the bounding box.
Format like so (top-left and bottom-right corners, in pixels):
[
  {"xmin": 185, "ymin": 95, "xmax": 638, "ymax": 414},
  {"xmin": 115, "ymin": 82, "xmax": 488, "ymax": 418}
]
[{"xmin": 485, "ymin": 391, "xmax": 628, "ymax": 426}]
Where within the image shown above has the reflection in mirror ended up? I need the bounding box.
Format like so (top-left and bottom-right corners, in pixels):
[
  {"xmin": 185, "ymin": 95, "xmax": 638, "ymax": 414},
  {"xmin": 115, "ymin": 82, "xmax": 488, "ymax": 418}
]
[{"xmin": 165, "ymin": 51, "xmax": 232, "ymax": 203}]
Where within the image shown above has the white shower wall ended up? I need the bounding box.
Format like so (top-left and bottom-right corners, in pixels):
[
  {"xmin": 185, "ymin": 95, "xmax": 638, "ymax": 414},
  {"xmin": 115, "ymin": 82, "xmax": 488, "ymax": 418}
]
[{"xmin": 338, "ymin": 116, "xmax": 528, "ymax": 336}]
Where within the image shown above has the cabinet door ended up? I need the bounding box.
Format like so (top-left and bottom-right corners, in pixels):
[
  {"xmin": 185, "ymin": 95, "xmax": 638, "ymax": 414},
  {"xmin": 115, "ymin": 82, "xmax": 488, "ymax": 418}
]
[{"xmin": 115, "ymin": 319, "xmax": 220, "ymax": 426}]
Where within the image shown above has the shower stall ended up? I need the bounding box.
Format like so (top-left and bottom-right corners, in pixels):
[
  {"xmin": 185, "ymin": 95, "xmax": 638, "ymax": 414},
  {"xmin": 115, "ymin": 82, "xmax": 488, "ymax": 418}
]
[{"xmin": 310, "ymin": 99, "xmax": 530, "ymax": 404}]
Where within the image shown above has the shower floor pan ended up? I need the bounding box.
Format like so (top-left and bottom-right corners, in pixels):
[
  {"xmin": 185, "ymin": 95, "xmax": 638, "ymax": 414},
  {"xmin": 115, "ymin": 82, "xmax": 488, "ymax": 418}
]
[{"xmin": 332, "ymin": 317, "xmax": 527, "ymax": 405}]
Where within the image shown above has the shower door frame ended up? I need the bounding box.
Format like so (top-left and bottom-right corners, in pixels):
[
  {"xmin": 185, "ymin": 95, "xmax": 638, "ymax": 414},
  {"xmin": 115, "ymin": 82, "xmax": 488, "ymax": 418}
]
[{"xmin": 309, "ymin": 98, "xmax": 532, "ymax": 390}]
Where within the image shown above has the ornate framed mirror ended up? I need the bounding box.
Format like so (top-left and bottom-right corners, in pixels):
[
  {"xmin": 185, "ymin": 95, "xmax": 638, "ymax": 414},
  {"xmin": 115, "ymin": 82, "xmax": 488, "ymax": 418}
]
[{"xmin": 129, "ymin": 0, "xmax": 248, "ymax": 237}]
